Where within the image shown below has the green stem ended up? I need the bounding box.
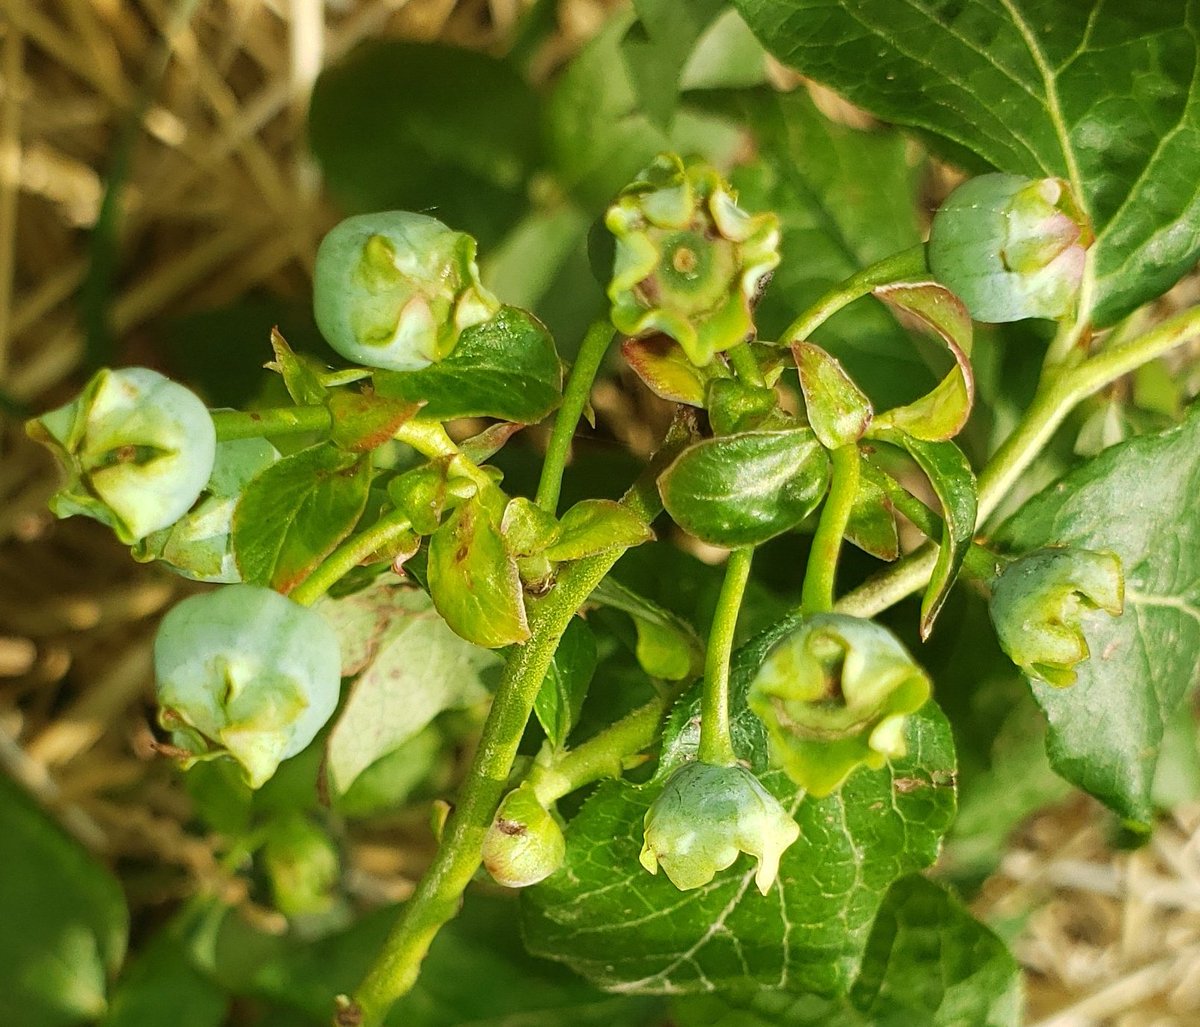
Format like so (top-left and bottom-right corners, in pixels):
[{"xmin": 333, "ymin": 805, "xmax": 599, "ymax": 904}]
[
  {"xmin": 781, "ymin": 244, "xmax": 927, "ymax": 345},
  {"xmin": 801, "ymin": 443, "xmax": 860, "ymax": 614},
  {"xmin": 536, "ymin": 321, "xmax": 614, "ymax": 514},
  {"xmin": 725, "ymin": 342, "xmax": 765, "ymax": 386},
  {"xmin": 290, "ymin": 509, "xmax": 414, "ymax": 607},
  {"xmin": 528, "ymin": 686, "xmax": 686, "ymax": 805},
  {"xmin": 211, "ymin": 405, "xmax": 331, "ymax": 441},
  {"xmin": 342, "ymin": 419, "xmax": 692, "ymax": 1027},
  {"xmin": 698, "ymin": 547, "xmax": 754, "ymax": 767},
  {"xmin": 835, "ymin": 304, "xmax": 1200, "ymax": 620}
]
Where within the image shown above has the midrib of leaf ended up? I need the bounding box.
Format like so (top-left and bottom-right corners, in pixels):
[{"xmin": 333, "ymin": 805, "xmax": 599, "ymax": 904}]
[{"xmin": 1125, "ymin": 588, "xmax": 1200, "ymax": 627}]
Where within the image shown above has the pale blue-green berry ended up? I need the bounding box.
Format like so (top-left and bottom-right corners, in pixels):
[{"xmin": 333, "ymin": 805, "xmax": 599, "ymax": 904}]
[
  {"xmin": 748, "ymin": 615, "xmax": 931, "ymax": 797},
  {"xmin": 639, "ymin": 761, "xmax": 799, "ymax": 894},
  {"xmin": 481, "ymin": 783, "xmax": 566, "ymax": 888},
  {"xmin": 928, "ymin": 174, "xmax": 1092, "ymax": 323},
  {"xmin": 990, "ymin": 547, "xmax": 1124, "ymax": 687},
  {"xmin": 606, "ymin": 153, "xmax": 780, "ymax": 367},
  {"xmin": 133, "ymin": 436, "xmax": 279, "ymax": 582},
  {"xmin": 313, "ymin": 211, "xmax": 499, "ymax": 371},
  {"xmin": 154, "ymin": 584, "xmax": 341, "ymax": 788},
  {"xmin": 27, "ymin": 367, "xmax": 216, "ymax": 544}
]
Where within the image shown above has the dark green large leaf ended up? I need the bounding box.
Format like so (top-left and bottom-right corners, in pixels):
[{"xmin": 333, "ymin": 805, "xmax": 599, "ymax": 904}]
[
  {"xmin": 996, "ymin": 405, "xmax": 1200, "ymax": 825},
  {"xmin": 0, "ymin": 774, "xmax": 128, "ymax": 1027},
  {"xmin": 309, "ymin": 42, "xmax": 540, "ymax": 247},
  {"xmin": 522, "ymin": 615, "xmax": 957, "ymax": 997},
  {"xmin": 232, "ymin": 442, "xmax": 371, "ymax": 593},
  {"xmin": 374, "ymin": 307, "xmax": 562, "ymax": 424},
  {"xmin": 735, "ymin": 0, "xmax": 1200, "ymax": 327},
  {"xmin": 671, "ymin": 876, "xmax": 1020, "ymax": 1027},
  {"xmin": 100, "ymin": 933, "xmax": 227, "ymax": 1027}
]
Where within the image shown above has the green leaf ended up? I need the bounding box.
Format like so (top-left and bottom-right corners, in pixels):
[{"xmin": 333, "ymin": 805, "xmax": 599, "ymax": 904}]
[
  {"xmin": 873, "ymin": 282, "xmax": 975, "ymax": 442},
  {"xmin": 672, "ymin": 876, "xmax": 1020, "ymax": 1027},
  {"xmin": 535, "ymin": 616, "xmax": 598, "ymax": 750},
  {"xmin": 374, "ymin": 307, "xmax": 562, "ymax": 424},
  {"xmin": 100, "ymin": 932, "xmax": 227, "ymax": 1027},
  {"xmin": 871, "ymin": 429, "xmax": 977, "ymax": 638},
  {"xmin": 428, "ymin": 491, "xmax": 531, "ymax": 649},
  {"xmin": 844, "ymin": 468, "xmax": 900, "ymax": 562},
  {"xmin": 995, "ymin": 405, "xmax": 1200, "ymax": 824},
  {"xmin": 589, "ymin": 576, "xmax": 707, "ymax": 682},
  {"xmin": 659, "ymin": 427, "xmax": 831, "ymax": 547},
  {"xmin": 232, "ymin": 442, "xmax": 372, "ymax": 593},
  {"xmin": 309, "ymin": 42, "xmax": 539, "ymax": 248},
  {"xmin": 727, "ymin": 90, "xmax": 934, "ymax": 409},
  {"xmin": 544, "ymin": 499, "xmax": 654, "ymax": 562},
  {"xmin": 621, "ymin": 0, "xmax": 727, "ymax": 128},
  {"xmin": 328, "ymin": 392, "xmax": 420, "ymax": 453},
  {"xmin": 324, "ymin": 585, "xmax": 499, "ymax": 794},
  {"xmin": 522, "ymin": 614, "xmax": 957, "ymax": 996},
  {"xmin": 794, "ymin": 342, "xmax": 873, "ymax": 449},
  {"xmin": 734, "ymin": 0, "xmax": 1200, "ymax": 326},
  {"xmin": 0, "ymin": 773, "xmax": 128, "ymax": 1027}
]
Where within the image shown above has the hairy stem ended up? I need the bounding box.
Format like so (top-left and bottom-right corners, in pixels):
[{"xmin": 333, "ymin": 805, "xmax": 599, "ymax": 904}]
[
  {"xmin": 528, "ymin": 686, "xmax": 686, "ymax": 805},
  {"xmin": 289, "ymin": 509, "xmax": 414, "ymax": 607},
  {"xmin": 698, "ymin": 547, "xmax": 754, "ymax": 766},
  {"xmin": 342, "ymin": 418, "xmax": 692, "ymax": 1027},
  {"xmin": 801, "ymin": 443, "xmax": 860, "ymax": 613},
  {"xmin": 536, "ymin": 321, "xmax": 614, "ymax": 514},
  {"xmin": 781, "ymin": 244, "xmax": 927, "ymax": 345},
  {"xmin": 211, "ymin": 405, "xmax": 331, "ymax": 440}
]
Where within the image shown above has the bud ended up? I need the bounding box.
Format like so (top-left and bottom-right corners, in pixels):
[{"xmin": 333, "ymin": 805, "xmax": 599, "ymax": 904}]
[
  {"xmin": 990, "ymin": 547, "xmax": 1124, "ymax": 687},
  {"xmin": 928, "ymin": 173, "xmax": 1093, "ymax": 322},
  {"xmin": 748, "ymin": 615, "xmax": 931, "ymax": 797},
  {"xmin": 481, "ymin": 783, "xmax": 566, "ymax": 888},
  {"xmin": 27, "ymin": 367, "xmax": 216, "ymax": 544},
  {"xmin": 639, "ymin": 761, "xmax": 799, "ymax": 895},
  {"xmin": 606, "ymin": 153, "xmax": 780, "ymax": 367},
  {"xmin": 313, "ymin": 211, "xmax": 500, "ymax": 371},
  {"xmin": 133, "ymin": 437, "xmax": 279, "ymax": 582},
  {"xmin": 154, "ymin": 584, "xmax": 342, "ymax": 788},
  {"xmin": 262, "ymin": 813, "xmax": 340, "ymax": 918}
]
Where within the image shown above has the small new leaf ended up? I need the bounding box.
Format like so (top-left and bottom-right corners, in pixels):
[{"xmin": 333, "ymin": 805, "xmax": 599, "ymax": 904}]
[
  {"xmin": 543, "ymin": 500, "xmax": 654, "ymax": 562},
  {"xmin": 794, "ymin": 342, "xmax": 872, "ymax": 448}
]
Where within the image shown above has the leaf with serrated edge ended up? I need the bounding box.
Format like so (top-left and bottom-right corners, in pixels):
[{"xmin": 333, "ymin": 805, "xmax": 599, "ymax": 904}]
[
  {"xmin": 232, "ymin": 443, "xmax": 371, "ymax": 593},
  {"xmin": 873, "ymin": 282, "xmax": 975, "ymax": 442},
  {"xmin": 327, "ymin": 588, "xmax": 498, "ymax": 794},
  {"xmin": 734, "ymin": 0, "xmax": 1200, "ymax": 327},
  {"xmin": 522, "ymin": 613, "xmax": 956, "ymax": 997},
  {"xmin": 995, "ymin": 406, "xmax": 1200, "ymax": 825},
  {"xmin": 871, "ymin": 429, "xmax": 977, "ymax": 638},
  {"xmin": 375, "ymin": 307, "xmax": 562, "ymax": 423}
]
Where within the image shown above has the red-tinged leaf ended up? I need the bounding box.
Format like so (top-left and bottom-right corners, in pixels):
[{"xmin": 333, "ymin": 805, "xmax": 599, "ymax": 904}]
[
  {"xmin": 874, "ymin": 282, "xmax": 975, "ymax": 441},
  {"xmin": 622, "ymin": 335, "xmax": 730, "ymax": 407},
  {"xmin": 328, "ymin": 391, "xmax": 421, "ymax": 452}
]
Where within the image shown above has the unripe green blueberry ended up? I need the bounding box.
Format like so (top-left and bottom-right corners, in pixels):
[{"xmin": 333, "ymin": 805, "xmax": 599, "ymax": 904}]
[
  {"xmin": 639, "ymin": 761, "xmax": 799, "ymax": 895},
  {"xmin": 481, "ymin": 783, "xmax": 566, "ymax": 888},
  {"xmin": 154, "ymin": 584, "xmax": 342, "ymax": 788},
  {"xmin": 748, "ymin": 615, "xmax": 931, "ymax": 797},
  {"xmin": 606, "ymin": 153, "xmax": 780, "ymax": 367},
  {"xmin": 313, "ymin": 211, "xmax": 499, "ymax": 371},
  {"xmin": 27, "ymin": 367, "xmax": 216, "ymax": 544},
  {"xmin": 928, "ymin": 173, "xmax": 1092, "ymax": 322},
  {"xmin": 133, "ymin": 436, "xmax": 279, "ymax": 582},
  {"xmin": 990, "ymin": 547, "xmax": 1124, "ymax": 687},
  {"xmin": 262, "ymin": 813, "xmax": 340, "ymax": 918}
]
